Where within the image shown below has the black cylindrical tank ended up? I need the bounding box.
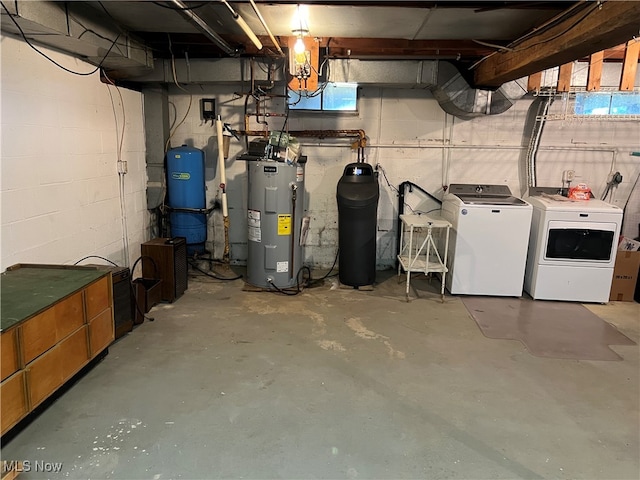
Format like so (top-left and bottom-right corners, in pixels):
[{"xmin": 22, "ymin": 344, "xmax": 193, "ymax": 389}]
[{"xmin": 337, "ymin": 163, "xmax": 379, "ymax": 287}]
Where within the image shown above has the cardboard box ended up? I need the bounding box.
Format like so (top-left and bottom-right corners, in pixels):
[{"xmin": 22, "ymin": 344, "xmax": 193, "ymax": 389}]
[
  {"xmin": 610, "ymin": 250, "xmax": 640, "ymax": 302},
  {"xmin": 619, "ymin": 237, "xmax": 640, "ymax": 251}
]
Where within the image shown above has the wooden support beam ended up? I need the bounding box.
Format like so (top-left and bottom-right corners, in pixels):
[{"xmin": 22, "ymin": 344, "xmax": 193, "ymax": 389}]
[
  {"xmin": 299, "ymin": 38, "xmax": 494, "ymax": 58},
  {"xmin": 474, "ymin": 1, "xmax": 640, "ymax": 88},
  {"xmin": 620, "ymin": 39, "xmax": 640, "ymax": 91},
  {"xmin": 556, "ymin": 63, "xmax": 573, "ymax": 92},
  {"xmin": 527, "ymin": 72, "xmax": 542, "ymax": 92},
  {"xmin": 587, "ymin": 51, "xmax": 604, "ymax": 91}
]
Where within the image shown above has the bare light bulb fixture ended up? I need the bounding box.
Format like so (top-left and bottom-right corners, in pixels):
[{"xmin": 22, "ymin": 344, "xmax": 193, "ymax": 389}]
[
  {"xmin": 292, "ymin": 26, "xmax": 309, "ymax": 53},
  {"xmin": 294, "ymin": 36, "xmax": 306, "ymax": 54}
]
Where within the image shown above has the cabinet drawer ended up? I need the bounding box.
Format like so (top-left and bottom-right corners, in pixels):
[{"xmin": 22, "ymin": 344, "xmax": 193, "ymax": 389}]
[
  {"xmin": 89, "ymin": 308, "xmax": 113, "ymax": 356},
  {"xmin": 60, "ymin": 326, "xmax": 89, "ymax": 381},
  {"xmin": 85, "ymin": 276, "xmax": 111, "ymax": 320},
  {"xmin": 1, "ymin": 328, "xmax": 19, "ymax": 381},
  {"xmin": 21, "ymin": 308, "xmax": 57, "ymax": 364},
  {"xmin": 27, "ymin": 346, "xmax": 64, "ymax": 408},
  {"xmin": 55, "ymin": 291, "xmax": 84, "ymax": 339},
  {"xmin": 21, "ymin": 291, "xmax": 85, "ymax": 364},
  {"xmin": 1, "ymin": 371, "xmax": 28, "ymax": 435}
]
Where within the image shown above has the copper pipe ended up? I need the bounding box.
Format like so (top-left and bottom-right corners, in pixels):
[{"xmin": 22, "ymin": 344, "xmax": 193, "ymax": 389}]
[{"xmin": 238, "ymin": 129, "xmax": 367, "ymax": 148}]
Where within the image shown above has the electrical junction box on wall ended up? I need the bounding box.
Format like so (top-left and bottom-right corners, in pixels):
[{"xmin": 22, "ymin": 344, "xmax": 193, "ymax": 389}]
[
  {"xmin": 288, "ymin": 36, "xmax": 319, "ymax": 92},
  {"xmin": 201, "ymin": 98, "xmax": 216, "ymax": 123}
]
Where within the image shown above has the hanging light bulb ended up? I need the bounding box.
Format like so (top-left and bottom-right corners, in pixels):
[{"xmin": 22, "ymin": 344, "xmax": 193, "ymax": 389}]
[{"xmin": 294, "ymin": 36, "xmax": 306, "ymax": 54}]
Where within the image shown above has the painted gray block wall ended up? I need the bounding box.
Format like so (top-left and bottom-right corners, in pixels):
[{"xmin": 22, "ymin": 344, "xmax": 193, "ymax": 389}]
[
  {"xmin": 0, "ymin": 35, "xmax": 150, "ymax": 270},
  {"xmin": 166, "ymin": 82, "xmax": 640, "ymax": 269}
]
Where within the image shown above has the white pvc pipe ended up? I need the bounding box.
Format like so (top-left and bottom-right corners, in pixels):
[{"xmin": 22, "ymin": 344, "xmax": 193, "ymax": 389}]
[
  {"xmin": 221, "ymin": 0, "xmax": 263, "ymax": 50},
  {"xmin": 249, "ymin": 0, "xmax": 284, "ymax": 56},
  {"xmin": 216, "ymin": 116, "xmax": 229, "ymax": 218},
  {"xmin": 234, "ymin": 15, "xmax": 263, "ymax": 50}
]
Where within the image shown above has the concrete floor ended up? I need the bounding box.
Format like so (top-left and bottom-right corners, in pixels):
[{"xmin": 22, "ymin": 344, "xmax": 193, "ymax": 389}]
[{"xmin": 1, "ymin": 270, "xmax": 638, "ymax": 479}]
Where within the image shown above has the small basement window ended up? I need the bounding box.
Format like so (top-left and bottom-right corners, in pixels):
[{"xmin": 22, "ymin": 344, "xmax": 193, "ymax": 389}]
[
  {"xmin": 288, "ymin": 82, "xmax": 358, "ymax": 112},
  {"xmin": 574, "ymin": 92, "xmax": 640, "ymax": 116}
]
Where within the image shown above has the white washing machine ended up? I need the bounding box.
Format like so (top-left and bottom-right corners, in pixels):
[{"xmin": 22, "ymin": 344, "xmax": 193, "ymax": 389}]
[
  {"xmin": 441, "ymin": 184, "xmax": 533, "ymax": 296},
  {"xmin": 524, "ymin": 191, "xmax": 622, "ymax": 303}
]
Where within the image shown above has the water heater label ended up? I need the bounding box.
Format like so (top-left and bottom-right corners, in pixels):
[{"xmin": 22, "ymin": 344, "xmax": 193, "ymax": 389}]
[
  {"xmin": 171, "ymin": 172, "xmax": 191, "ymax": 180},
  {"xmin": 296, "ymin": 166, "xmax": 304, "ymax": 182},
  {"xmin": 248, "ymin": 227, "xmax": 261, "ymax": 242},
  {"xmin": 248, "ymin": 210, "xmax": 261, "ymax": 242},
  {"xmin": 278, "ymin": 215, "xmax": 291, "ymax": 235},
  {"xmin": 264, "ymin": 165, "xmax": 278, "ymax": 174},
  {"xmin": 277, "ymin": 261, "xmax": 289, "ymax": 273},
  {"xmin": 248, "ymin": 209, "xmax": 261, "ymax": 225}
]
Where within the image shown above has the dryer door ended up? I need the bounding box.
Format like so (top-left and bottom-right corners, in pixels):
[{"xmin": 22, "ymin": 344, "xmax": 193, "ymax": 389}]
[{"xmin": 543, "ymin": 220, "xmax": 618, "ymax": 266}]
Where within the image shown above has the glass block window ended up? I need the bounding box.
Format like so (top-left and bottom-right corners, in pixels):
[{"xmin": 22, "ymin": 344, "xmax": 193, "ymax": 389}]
[{"xmin": 575, "ymin": 92, "xmax": 640, "ymax": 115}]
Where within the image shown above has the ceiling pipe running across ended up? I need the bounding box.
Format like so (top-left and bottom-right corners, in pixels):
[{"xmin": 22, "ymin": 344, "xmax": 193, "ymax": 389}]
[
  {"xmin": 239, "ymin": 129, "xmax": 367, "ymax": 148},
  {"xmin": 249, "ymin": 0, "xmax": 285, "ymax": 57},
  {"xmin": 221, "ymin": 0, "xmax": 263, "ymax": 51},
  {"xmin": 170, "ymin": 0, "xmax": 236, "ymax": 55}
]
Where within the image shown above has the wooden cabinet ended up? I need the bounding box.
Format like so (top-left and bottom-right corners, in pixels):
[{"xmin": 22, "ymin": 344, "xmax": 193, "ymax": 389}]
[
  {"xmin": 1, "ymin": 328, "xmax": 19, "ymax": 381},
  {"xmin": 21, "ymin": 308, "xmax": 58, "ymax": 365},
  {"xmin": 0, "ymin": 265, "xmax": 114, "ymax": 436},
  {"xmin": 60, "ymin": 326, "xmax": 90, "ymax": 381},
  {"xmin": 89, "ymin": 309, "xmax": 114, "ymax": 356},
  {"xmin": 85, "ymin": 276, "xmax": 110, "ymax": 320},
  {"xmin": 0, "ymin": 371, "xmax": 28, "ymax": 434},
  {"xmin": 20, "ymin": 290, "xmax": 86, "ymax": 364},
  {"xmin": 55, "ymin": 292, "xmax": 85, "ymax": 340},
  {"xmin": 28, "ymin": 346, "xmax": 65, "ymax": 408}
]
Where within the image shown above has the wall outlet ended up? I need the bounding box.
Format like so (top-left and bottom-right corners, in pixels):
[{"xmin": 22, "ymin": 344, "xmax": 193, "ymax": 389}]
[{"xmin": 562, "ymin": 169, "xmax": 575, "ymax": 183}]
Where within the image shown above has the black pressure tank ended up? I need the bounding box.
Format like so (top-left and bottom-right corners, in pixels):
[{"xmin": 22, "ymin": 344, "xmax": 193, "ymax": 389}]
[{"xmin": 337, "ymin": 163, "xmax": 379, "ymax": 287}]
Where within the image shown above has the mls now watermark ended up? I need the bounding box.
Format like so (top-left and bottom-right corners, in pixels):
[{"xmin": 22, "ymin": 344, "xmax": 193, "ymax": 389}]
[{"xmin": 4, "ymin": 460, "xmax": 63, "ymax": 473}]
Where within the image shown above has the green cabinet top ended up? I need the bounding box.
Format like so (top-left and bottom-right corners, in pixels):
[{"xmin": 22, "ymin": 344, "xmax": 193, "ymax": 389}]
[{"xmin": 1, "ymin": 264, "xmax": 108, "ymax": 331}]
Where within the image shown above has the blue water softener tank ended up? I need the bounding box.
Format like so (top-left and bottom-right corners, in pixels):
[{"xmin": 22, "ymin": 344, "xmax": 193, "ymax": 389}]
[
  {"xmin": 167, "ymin": 145, "xmax": 206, "ymax": 255},
  {"xmin": 337, "ymin": 163, "xmax": 379, "ymax": 287}
]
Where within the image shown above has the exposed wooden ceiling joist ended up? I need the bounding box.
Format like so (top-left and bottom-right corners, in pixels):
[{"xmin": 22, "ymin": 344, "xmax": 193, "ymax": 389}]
[
  {"xmin": 474, "ymin": 1, "xmax": 640, "ymax": 88},
  {"xmin": 587, "ymin": 51, "xmax": 604, "ymax": 91},
  {"xmin": 620, "ymin": 40, "xmax": 640, "ymax": 91}
]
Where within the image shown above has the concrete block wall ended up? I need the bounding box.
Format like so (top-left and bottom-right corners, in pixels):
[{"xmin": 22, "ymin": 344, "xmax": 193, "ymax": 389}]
[
  {"xmin": 167, "ymin": 83, "xmax": 639, "ymax": 269},
  {"xmin": 1, "ymin": 35, "xmax": 149, "ymax": 271}
]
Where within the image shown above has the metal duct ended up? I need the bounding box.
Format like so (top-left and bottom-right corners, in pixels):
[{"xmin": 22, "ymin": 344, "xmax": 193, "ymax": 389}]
[
  {"xmin": 330, "ymin": 59, "xmax": 528, "ymax": 119},
  {"xmin": 0, "ymin": 0, "xmax": 153, "ymax": 75},
  {"xmin": 143, "ymin": 85, "xmax": 171, "ymax": 210},
  {"xmin": 113, "ymin": 57, "xmax": 528, "ymax": 119}
]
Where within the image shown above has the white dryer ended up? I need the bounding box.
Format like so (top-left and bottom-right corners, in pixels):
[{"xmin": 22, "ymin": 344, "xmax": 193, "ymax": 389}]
[
  {"xmin": 524, "ymin": 192, "xmax": 622, "ymax": 303},
  {"xmin": 441, "ymin": 184, "xmax": 533, "ymax": 296}
]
